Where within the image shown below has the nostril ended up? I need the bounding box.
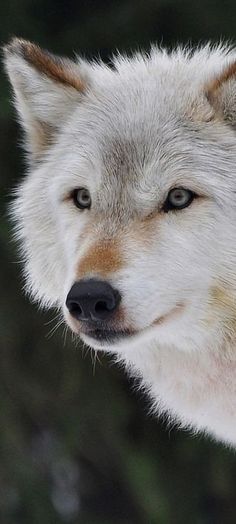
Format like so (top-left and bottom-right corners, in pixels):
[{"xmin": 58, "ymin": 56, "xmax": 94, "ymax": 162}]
[
  {"xmin": 68, "ymin": 301, "xmax": 83, "ymax": 316},
  {"xmin": 94, "ymin": 300, "xmax": 110, "ymax": 313}
]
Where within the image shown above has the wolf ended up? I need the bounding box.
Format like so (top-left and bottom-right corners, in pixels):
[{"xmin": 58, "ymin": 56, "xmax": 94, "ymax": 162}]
[{"xmin": 4, "ymin": 38, "xmax": 236, "ymax": 446}]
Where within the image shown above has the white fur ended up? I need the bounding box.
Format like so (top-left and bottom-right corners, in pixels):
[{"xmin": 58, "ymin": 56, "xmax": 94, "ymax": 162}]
[{"xmin": 4, "ymin": 40, "xmax": 236, "ymax": 446}]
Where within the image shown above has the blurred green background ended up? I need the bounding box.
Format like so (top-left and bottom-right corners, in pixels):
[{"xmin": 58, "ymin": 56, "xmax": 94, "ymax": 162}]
[{"xmin": 1, "ymin": 1, "xmax": 236, "ymax": 523}]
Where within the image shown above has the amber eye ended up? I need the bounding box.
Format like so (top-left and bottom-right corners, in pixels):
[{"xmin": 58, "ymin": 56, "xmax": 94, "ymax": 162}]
[
  {"xmin": 163, "ymin": 188, "xmax": 195, "ymax": 212},
  {"xmin": 72, "ymin": 188, "xmax": 91, "ymax": 210}
]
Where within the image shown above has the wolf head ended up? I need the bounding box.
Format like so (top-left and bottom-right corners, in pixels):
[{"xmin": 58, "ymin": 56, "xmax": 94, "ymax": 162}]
[{"xmin": 4, "ymin": 39, "xmax": 236, "ymax": 355}]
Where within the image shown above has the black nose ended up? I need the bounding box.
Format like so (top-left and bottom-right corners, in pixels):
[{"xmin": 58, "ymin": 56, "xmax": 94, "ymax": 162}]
[{"xmin": 66, "ymin": 279, "xmax": 121, "ymax": 322}]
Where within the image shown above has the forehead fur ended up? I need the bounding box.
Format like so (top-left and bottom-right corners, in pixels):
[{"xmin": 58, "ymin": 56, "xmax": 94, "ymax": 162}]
[
  {"xmin": 58, "ymin": 44, "xmax": 236, "ymax": 160},
  {"xmin": 82, "ymin": 44, "xmax": 235, "ymax": 117}
]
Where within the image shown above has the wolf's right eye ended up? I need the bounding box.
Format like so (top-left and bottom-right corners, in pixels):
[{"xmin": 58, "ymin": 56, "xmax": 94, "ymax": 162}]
[{"xmin": 72, "ymin": 188, "xmax": 91, "ymax": 210}]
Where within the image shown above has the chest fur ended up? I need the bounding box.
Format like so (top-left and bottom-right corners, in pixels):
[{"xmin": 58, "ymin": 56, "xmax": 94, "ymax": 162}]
[{"xmin": 124, "ymin": 344, "xmax": 236, "ymax": 446}]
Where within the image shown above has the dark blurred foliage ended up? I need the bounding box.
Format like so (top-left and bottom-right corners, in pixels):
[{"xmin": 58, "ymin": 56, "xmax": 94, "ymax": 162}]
[{"xmin": 1, "ymin": 1, "xmax": 236, "ymax": 523}]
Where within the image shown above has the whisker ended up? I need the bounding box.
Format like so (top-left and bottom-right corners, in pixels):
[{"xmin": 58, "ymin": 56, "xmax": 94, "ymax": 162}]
[
  {"xmin": 62, "ymin": 324, "xmax": 69, "ymax": 347},
  {"xmin": 46, "ymin": 318, "xmax": 64, "ymax": 339},
  {"xmin": 92, "ymin": 350, "xmax": 98, "ymax": 376},
  {"xmin": 44, "ymin": 311, "xmax": 62, "ymax": 327}
]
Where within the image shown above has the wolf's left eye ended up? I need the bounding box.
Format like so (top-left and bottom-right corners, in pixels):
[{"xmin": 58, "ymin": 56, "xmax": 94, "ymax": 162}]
[
  {"xmin": 72, "ymin": 188, "xmax": 91, "ymax": 210},
  {"xmin": 163, "ymin": 188, "xmax": 195, "ymax": 212}
]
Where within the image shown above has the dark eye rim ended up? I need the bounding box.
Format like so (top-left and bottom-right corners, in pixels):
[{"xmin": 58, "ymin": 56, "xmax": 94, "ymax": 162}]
[
  {"xmin": 71, "ymin": 187, "xmax": 91, "ymax": 210},
  {"xmin": 163, "ymin": 187, "xmax": 196, "ymax": 213}
]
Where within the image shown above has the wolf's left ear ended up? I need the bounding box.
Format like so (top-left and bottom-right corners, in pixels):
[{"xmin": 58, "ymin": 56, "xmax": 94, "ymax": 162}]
[
  {"xmin": 3, "ymin": 38, "xmax": 90, "ymax": 162},
  {"xmin": 205, "ymin": 61, "xmax": 236, "ymax": 124}
]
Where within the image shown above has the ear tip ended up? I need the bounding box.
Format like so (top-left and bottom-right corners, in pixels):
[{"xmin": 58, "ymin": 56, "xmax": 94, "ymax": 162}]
[{"xmin": 3, "ymin": 37, "xmax": 37, "ymax": 60}]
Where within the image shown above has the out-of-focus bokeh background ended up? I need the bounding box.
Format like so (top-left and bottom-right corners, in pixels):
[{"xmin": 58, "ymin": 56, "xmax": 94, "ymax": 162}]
[{"xmin": 1, "ymin": 1, "xmax": 236, "ymax": 523}]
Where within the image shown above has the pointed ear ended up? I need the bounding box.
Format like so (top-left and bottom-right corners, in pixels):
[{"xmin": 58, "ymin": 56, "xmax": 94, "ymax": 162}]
[
  {"xmin": 3, "ymin": 38, "xmax": 88, "ymax": 162},
  {"xmin": 205, "ymin": 61, "xmax": 236, "ymax": 124}
]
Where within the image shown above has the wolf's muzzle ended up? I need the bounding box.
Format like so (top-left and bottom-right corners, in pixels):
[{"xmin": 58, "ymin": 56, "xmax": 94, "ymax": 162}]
[{"xmin": 66, "ymin": 279, "xmax": 121, "ymax": 323}]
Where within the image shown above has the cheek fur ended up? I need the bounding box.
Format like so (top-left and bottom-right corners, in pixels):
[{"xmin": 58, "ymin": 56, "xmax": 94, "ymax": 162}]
[{"xmin": 205, "ymin": 284, "xmax": 236, "ymax": 334}]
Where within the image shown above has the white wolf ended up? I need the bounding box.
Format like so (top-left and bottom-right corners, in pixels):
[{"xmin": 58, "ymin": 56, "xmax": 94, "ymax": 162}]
[{"xmin": 4, "ymin": 38, "xmax": 236, "ymax": 446}]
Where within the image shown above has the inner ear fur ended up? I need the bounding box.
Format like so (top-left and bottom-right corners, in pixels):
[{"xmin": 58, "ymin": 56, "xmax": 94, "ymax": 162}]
[
  {"xmin": 3, "ymin": 38, "xmax": 88, "ymax": 162},
  {"xmin": 205, "ymin": 61, "xmax": 236, "ymax": 124}
]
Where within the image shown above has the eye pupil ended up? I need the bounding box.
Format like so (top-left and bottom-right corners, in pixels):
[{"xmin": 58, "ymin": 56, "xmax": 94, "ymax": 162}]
[
  {"xmin": 164, "ymin": 188, "xmax": 195, "ymax": 212},
  {"xmin": 73, "ymin": 188, "xmax": 91, "ymax": 209}
]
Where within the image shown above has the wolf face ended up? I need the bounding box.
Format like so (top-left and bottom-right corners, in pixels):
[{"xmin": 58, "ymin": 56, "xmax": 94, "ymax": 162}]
[{"xmin": 4, "ymin": 39, "xmax": 236, "ymax": 444}]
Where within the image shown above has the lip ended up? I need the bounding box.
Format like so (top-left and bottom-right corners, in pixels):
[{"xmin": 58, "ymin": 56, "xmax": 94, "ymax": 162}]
[{"xmin": 80, "ymin": 327, "xmax": 135, "ymax": 343}]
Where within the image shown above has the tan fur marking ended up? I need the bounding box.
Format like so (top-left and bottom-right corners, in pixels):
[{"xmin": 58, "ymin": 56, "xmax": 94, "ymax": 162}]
[
  {"xmin": 32, "ymin": 120, "xmax": 54, "ymax": 154},
  {"xmin": 208, "ymin": 285, "xmax": 236, "ymax": 315},
  {"xmin": 206, "ymin": 61, "xmax": 236, "ymax": 103},
  {"xmin": 77, "ymin": 238, "xmax": 123, "ymax": 278},
  {"xmin": 206, "ymin": 285, "xmax": 236, "ymax": 338},
  {"xmin": 187, "ymin": 98, "xmax": 215, "ymax": 122},
  {"xmin": 152, "ymin": 303, "xmax": 185, "ymax": 326},
  {"xmin": 130, "ymin": 196, "xmax": 207, "ymax": 246},
  {"xmin": 8, "ymin": 38, "xmax": 85, "ymax": 92}
]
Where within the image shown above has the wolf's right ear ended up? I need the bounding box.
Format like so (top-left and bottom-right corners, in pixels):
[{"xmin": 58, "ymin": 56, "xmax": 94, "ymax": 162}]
[{"xmin": 3, "ymin": 38, "xmax": 90, "ymax": 163}]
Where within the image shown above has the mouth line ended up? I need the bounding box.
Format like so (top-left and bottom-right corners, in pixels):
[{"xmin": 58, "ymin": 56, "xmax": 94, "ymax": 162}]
[
  {"xmin": 77, "ymin": 303, "xmax": 185, "ymax": 345},
  {"xmin": 80, "ymin": 327, "xmax": 136, "ymax": 343}
]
